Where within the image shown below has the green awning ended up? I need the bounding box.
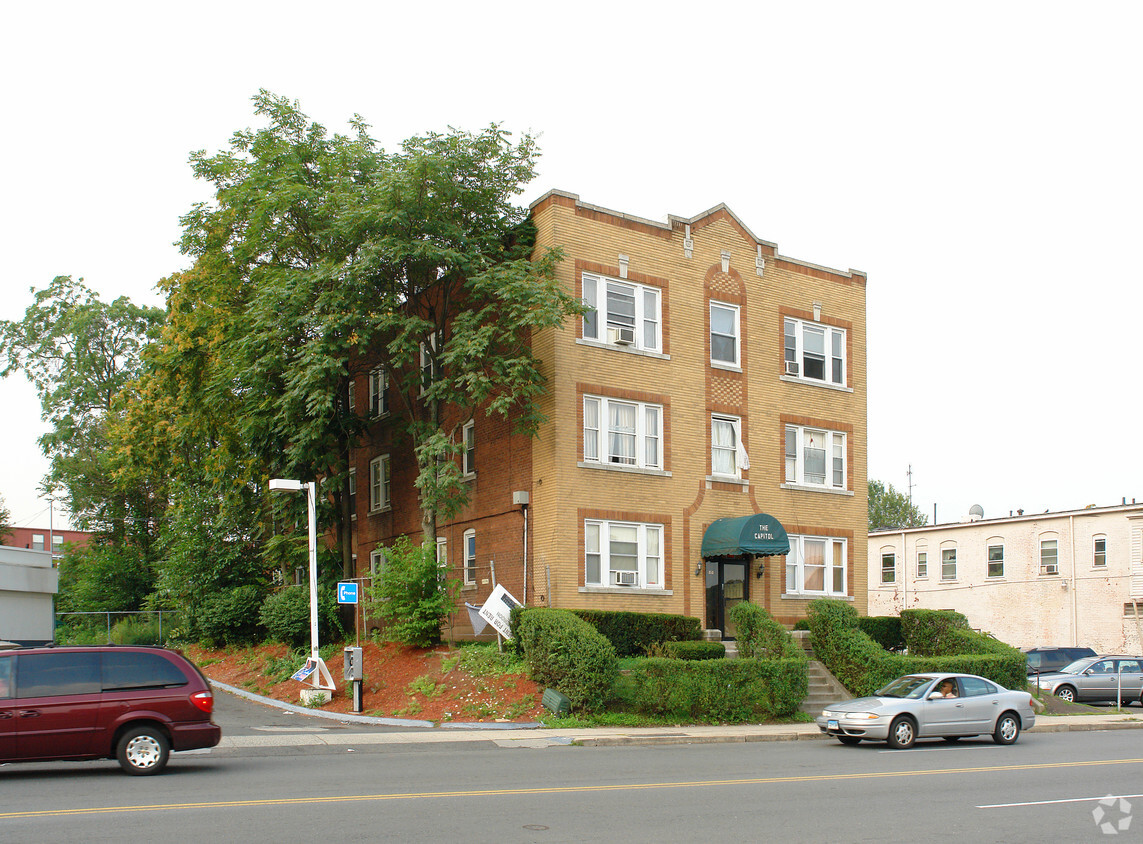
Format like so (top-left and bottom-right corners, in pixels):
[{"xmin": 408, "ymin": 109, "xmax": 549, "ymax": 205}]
[{"xmin": 701, "ymin": 513, "xmax": 790, "ymax": 559}]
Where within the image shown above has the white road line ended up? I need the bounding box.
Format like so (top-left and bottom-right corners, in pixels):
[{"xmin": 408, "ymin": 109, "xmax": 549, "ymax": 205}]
[{"xmin": 979, "ymin": 793, "xmax": 1143, "ymax": 809}]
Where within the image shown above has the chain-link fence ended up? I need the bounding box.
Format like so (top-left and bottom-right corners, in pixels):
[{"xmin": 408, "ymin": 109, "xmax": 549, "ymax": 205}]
[{"xmin": 54, "ymin": 611, "xmax": 176, "ymax": 646}]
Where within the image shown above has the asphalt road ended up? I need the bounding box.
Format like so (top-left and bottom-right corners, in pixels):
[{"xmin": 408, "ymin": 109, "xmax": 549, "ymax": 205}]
[{"xmin": 3, "ymin": 696, "xmax": 1143, "ymax": 843}]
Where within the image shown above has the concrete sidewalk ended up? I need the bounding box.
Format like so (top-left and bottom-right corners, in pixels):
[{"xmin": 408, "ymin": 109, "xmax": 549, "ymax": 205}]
[{"xmin": 210, "ymin": 681, "xmax": 1143, "ymax": 750}]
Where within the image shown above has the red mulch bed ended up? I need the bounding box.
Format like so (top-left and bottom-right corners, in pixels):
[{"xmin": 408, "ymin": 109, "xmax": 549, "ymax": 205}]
[{"xmin": 186, "ymin": 640, "xmax": 546, "ymax": 723}]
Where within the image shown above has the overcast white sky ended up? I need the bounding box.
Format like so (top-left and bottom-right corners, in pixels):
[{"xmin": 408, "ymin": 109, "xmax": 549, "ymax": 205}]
[{"xmin": 2, "ymin": 1, "xmax": 1140, "ymax": 532}]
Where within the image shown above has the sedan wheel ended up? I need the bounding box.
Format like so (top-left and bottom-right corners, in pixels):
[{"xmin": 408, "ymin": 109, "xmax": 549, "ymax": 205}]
[
  {"xmin": 993, "ymin": 712, "xmax": 1020, "ymax": 745},
  {"xmin": 1055, "ymin": 686, "xmax": 1077, "ymax": 704},
  {"xmin": 887, "ymin": 716, "xmax": 916, "ymax": 749}
]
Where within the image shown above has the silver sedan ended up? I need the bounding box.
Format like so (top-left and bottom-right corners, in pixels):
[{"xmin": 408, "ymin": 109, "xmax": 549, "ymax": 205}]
[
  {"xmin": 816, "ymin": 673, "xmax": 1036, "ymax": 749},
  {"xmin": 1033, "ymin": 655, "xmax": 1143, "ymax": 704}
]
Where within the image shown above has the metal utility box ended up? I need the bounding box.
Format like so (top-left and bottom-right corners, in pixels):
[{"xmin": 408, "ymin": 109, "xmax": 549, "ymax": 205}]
[{"xmin": 343, "ymin": 646, "xmax": 363, "ymax": 681}]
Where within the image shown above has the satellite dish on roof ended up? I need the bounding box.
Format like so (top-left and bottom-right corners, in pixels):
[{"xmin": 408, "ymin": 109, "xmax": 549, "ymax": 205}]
[{"xmin": 968, "ymin": 504, "xmax": 984, "ymax": 521}]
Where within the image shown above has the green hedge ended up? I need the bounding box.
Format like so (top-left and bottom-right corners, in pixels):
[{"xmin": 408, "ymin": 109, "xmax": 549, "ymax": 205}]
[
  {"xmin": 620, "ymin": 657, "xmax": 807, "ymax": 721},
  {"xmin": 259, "ymin": 585, "xmax": 344, "ymax": 649},
  {"xmin": 664, "ymin": 641, "xmax": 726, "ymax": 660},
  {"xmin": 198, "ymin": 585, "xmax": 266, "ymax": 647},
  {"xmin": 807, "ymin": 600, "xmax": 1025, "ymax": 695},
  {"xmin": 729, "ymin": 603, "xmax": 803, "ymax": 659},
  {"xmin": 516, "ymin": 608, "xmax": 618, "ymax": 712},
  {"xmin": 857, "ymin": 616, "xmax": 904, "ymax": 652},
  {"xmin": 569, "ymin": 609, "xmax": 702, "ymax": 657}
]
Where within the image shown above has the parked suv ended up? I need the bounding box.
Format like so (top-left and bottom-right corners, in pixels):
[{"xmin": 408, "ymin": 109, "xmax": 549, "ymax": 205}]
[
  {"xmin": 1023, "ymin": 646, "xmax": 1096, "ymax": 676},
  {"xmin": 0, "ymin": 645, "xmax": 221, "ymax": 775}
]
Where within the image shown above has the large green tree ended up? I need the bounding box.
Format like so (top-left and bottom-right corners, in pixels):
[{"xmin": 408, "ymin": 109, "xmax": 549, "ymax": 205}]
[
  {"xmin": 868, "ymin": 479, "xmax": 929, "ymax": 531},
  {"xmin": 173, "ymin": 91, "xmax": 581, "ymax": 559},
  {"xmin": 0, "ymin": 276, "xmax": 167, "ymax": 612}
]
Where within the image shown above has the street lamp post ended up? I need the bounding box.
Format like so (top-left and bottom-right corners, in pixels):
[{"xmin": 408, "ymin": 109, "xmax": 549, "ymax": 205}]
[{"xmin": 269, "ymin": 478, "xmax": 335, "ymax": 695}]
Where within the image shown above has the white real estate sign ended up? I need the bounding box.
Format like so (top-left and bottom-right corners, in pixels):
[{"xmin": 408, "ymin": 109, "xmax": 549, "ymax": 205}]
[{"xmin": 478, "ymin": 584, "xmax": 521, "ymax": 640}]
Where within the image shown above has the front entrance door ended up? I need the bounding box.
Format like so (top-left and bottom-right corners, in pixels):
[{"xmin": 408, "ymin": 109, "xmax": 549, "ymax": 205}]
[{"xmin": 705, "ymin": 559, "xmax": 748, "ymax": 640}]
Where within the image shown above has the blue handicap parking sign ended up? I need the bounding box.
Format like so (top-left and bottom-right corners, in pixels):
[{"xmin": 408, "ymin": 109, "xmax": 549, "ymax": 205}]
[{"xmin": 337, "ymin": 581, "xmax": 359, "ymax": 604}]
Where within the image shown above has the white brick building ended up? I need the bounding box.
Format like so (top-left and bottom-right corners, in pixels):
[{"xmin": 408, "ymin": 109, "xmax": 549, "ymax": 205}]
[{"xmin": 868, "ymin": 502, "xmax": 1143, "ymax": 652}]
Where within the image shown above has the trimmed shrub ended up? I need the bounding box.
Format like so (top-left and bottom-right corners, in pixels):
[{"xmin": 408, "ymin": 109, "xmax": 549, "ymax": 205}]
[
  {"xmin": 664, "ymin": 641, "xmax": 726, "ymax": 660},
  {"xmin": 621, "ymin": 657, "xmax": 807, "ymax": 721},
  {"xmin": 858, "ymin": 616, "xmax": 904, "ymax": 652},
  {"xmin": 900, "ymin": 608, "xmax": 970, "ymax": 656},
  {"xmin": 570, "ymin": 610, "xmax": 702, "ymax": 657},
  {"xmin": 367, "ymin": 536, "xmax": 459, "ymax": 648},
  {"xmin": 807, "ymin": 599, "xmax": 1026, "ymax": 696},
  {"xmin": 516, "ymin": 608, "xmax": 618, "ymax": 712},
  {"xmin": 728, "ymin": 603, "xmax": 803, "ymax": 659},
  {"xmin": 198, "ymin": 585, "xmax": 266, "ymax": 647}
]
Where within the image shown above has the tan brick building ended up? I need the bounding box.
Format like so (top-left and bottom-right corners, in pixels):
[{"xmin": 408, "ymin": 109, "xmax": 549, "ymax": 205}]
[{"xmin": 350, "ymin": 190, "xmax": 868, "ymax": 639}]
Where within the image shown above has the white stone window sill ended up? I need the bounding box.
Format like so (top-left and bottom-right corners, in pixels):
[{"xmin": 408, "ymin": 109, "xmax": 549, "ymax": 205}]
[
  {"xmin": 369, "ymin": 506, "xmax": 392, "ymax": 516},
  {"xmin": 780, "ymin": 483, "xmax": 854, "ymax": 497},
  {"xmin": 580, "ymin": 586, "xmax": 672, "ymax": 596},
  {"xmin": 779, "ymin": 374, "xmax": 853, "ymax": 393},
  {"xmin": 781, "ymin": 593, "xmax": 853, "ymax": 602},
  {"xmin": 708, "ymin": 475, "xmax": 747, "ymax": 486},
  {"xmin": 711, "ymin": 361, "xmax": 742, "ymax": 373},
  {"xmin": 576, "ymin": 338, "xmax": 670, "ymax": 361},
  {"xmin": 579, "ymin": 462, "xmax": 671, "ymax": 478}
]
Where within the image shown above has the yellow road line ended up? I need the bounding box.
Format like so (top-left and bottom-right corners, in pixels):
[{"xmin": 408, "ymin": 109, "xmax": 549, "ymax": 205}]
[{"xmin": 4, "ymin": 757, "xmax": 1143, "ymax": 820}]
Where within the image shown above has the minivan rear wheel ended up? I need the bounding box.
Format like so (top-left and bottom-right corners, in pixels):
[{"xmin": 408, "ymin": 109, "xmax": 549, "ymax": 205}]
[{"xmin": 116, "ymin": 726, "xmax": 170, "ymax": 775}]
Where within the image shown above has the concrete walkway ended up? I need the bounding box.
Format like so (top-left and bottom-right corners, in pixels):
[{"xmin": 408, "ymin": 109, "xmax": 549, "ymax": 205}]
[{"xmin": 210, "ymin": 680, "xmax": 1143, "ymax": 750}]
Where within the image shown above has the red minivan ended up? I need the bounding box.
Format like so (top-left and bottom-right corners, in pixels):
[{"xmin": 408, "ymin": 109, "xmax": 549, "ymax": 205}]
[{"xmin": 0, "ymin": 646, "xmax": 221, "ymax": 775}]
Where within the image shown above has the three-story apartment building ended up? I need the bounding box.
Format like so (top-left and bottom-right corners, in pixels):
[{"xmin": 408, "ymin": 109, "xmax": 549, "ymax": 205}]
[{"xmin": 350, "ymin": 190, "xmax": 868, "ymax": 639}]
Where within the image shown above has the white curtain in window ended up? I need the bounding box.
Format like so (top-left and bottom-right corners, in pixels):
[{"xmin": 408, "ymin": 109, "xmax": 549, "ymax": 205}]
[
  {"xmin": 804, "ymin": 539, "xmax": 826, "ymax": 591},
  {"xmin": 609, "ymin": 403, "xmax": 636, "ymax": 464},
  {"xmin": 712, "ymin": 418, "xmax": 736, "ymax": 475}
]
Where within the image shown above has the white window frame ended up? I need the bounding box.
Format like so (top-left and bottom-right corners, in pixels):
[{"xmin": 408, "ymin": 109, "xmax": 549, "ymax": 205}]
[
  {"xmin": 348, "ymin": 380, "xmax": 356, "ymax": 412},
  {"xmin": 369, "ymin": 367, "xmax": 389, "ymax": 417},
  {"xmin": 436, "ymin": 537, "xmax": 447, "ymax": 569},
  {"xmin": 462, "ymin": 419, "xmax": 476, "ymax": 477},
  {"xmin": 783, "ymin": 317, "xmax": 846, "ymax": 387},
  {"xmin": 583, "ymin": 395, "xmax": 662, "ymax": 470},
  {"xmin": 987, "ymin": 542, "xmax": 1004, "ymax": 578},
  {"xmin": 32, "ymin": 534, "xmax": 45, "ymax": 551},
  {"xmin": 1094, "ymin": 535, "xmax": 1107, "ymax": 567},
  {"xmin": 581, "ymin": 272, "xmax": 662, "ymax": 353},
  {"xmin": 463, "ymin": 528, "xmax": 476, "ymax": 586},
  {"xmin": 419, "ymin": 333, "xmax": 439, "ymax": 396},
  {"xmin": 710, "ymin": 301, "xmax": 740, "ymax": 368},
  {"xmin": 784, "ymin": 425, "xmax": 846, "ymax": 490},
  {"xmin": 941, "ymin": 546, "xmax": 957, "ymax": 581},
  {"xmin": 711, "ymin": 414, "xmax": 743, "ymax": 479},
  {"xmin": 785, "ymin": 535, "xmax": 847, "ymax": 597},
  {"xmin": 584, "ymin": 519, "xmax": 663, "ymax": 589},
  {"xmin": 1040, "ymin": 537, "xmax": 1059, "ymax": 575},
  {"xmin": 880, "ymin": 551, "xmax": 896, "ymax": 584},
  {"xmin": 916, "ymin": 548, "xmax": 928, "ymax": 579},
  {"xmin": 348, "ymin": 467, "xmax": 357, "ymax": 500},
  {"xmin": 370, "ymin": 548, "xmax": 387, "ymax": 578},
  {"xmin": 369, "ymin": 454, "xmax": 390, "ymax": 512}
]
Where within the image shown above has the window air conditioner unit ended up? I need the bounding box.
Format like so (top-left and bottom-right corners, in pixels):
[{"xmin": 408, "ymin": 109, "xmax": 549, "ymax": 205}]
[
  {"xmin": 614, "ymin": 571, "xmax": 638, "ymax": 586},
  {"xmin": 608, "ymin": 325, "xmax": 635, "ymax": 346},
  {"xmin": 785, "ymin": 361, "xmax": 800, "ymax": 376}
]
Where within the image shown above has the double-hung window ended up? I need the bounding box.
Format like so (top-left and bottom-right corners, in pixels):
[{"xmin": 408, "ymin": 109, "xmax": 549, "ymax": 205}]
[
  {"xmin": 1094, "ymin": 536, "xmax": 1107, "ymax": 567},
  {"xmin": 710, "ymin": 302, "xmax": 740, "ymax": 367},
  {"xmin": 784, "ymin": 317, "xmax": 846, "ymax": 386},
  {"xmin": 987, "ymin": 543, "xmax": 1004, "ymax": 578},
  {"xmin": 784, "ymin": 425, "xmax": 846, "ymax": 490},
  {"xmin": 462, "ymin": 420, "xmax": 475, "ymax": 477},
  {"xmin": 369, "ymin": 454, "xmax": 391, "ymax": 512},
  {"xmin": 785, "ymin": 535, "xmax": 847, "ymax": 596},
  {"xmin": 581, "ymin": 272, "xmax": 661, "ymax": 353},
  {"xmin": 463, "ymin": 529, "xmax": 476, "ymax": 586},
  {"xmin": 881, "ymin": 551, "xmax": 896, "ymax": 583},
  {"xmin": 369, "ymin": 367, "xmax": 389, "ymax": 417},
  {"xmin": 1040, "ymin": 538, "xmax": 1059, "ymax": 575},
  {"xmin": 583, "ymin": 395, "xmax": 661, "ymax": 470},
  {"xmin": 711, "ymin": 415, "xmax": 744, "ymax": 478},
  {"xmin": 584, "ymin": 519, "xmax": 662, "ymax": 589},
  {"xmin": 916, "ymin": 550, "xmax": 928, "ymax": 578},
  {"xmin": 941, "ymin": 547, "xmax": 957, "ymax": 581}
]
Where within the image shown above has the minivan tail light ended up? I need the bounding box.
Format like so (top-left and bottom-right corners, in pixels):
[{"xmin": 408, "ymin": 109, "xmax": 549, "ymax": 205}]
[{"xmin": 190, "ymin": 691, "xmax": 214, "ymax": 714}]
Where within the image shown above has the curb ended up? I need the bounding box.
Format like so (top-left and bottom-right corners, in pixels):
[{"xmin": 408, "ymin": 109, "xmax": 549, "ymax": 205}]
[{"xmin": 211, "ymin": 679, "xmax": 542, "ymax": 731}]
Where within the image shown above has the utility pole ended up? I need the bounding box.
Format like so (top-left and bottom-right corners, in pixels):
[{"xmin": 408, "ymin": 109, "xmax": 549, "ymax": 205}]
[{"xmin": 906, "ymin": 464, "xmax": 916, "ymax": 503}]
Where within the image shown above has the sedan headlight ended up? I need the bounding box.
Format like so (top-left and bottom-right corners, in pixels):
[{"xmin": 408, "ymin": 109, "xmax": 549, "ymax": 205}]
[{"xmin": 849, "ymin": 712, "xmax": 880, "ymax": 720}]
